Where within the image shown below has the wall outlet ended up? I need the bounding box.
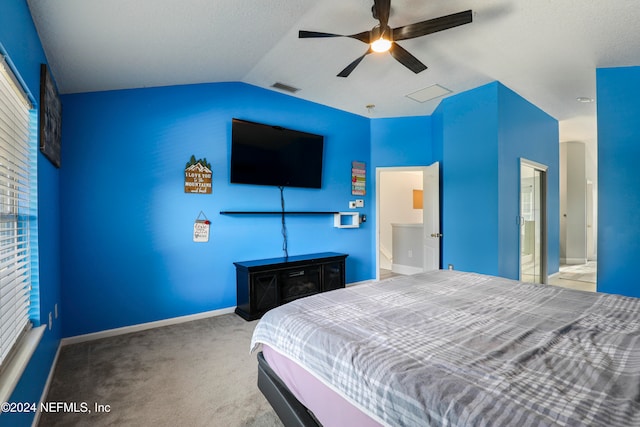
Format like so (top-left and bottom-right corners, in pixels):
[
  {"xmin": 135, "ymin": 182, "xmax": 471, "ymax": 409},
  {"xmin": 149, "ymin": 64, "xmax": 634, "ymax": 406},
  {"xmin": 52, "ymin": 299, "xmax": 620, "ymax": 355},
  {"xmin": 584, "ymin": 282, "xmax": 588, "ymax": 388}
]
[
  {"xmin": 349, "ymin": 201, "xmax": 356, "ymax": 209},
  {"xmin": 408, "ymin": 249, "xmax": 413, "ymax": 258},
  {"xmin": 355, "ymin": 199, "xmax": 364, "ymax": 208}
]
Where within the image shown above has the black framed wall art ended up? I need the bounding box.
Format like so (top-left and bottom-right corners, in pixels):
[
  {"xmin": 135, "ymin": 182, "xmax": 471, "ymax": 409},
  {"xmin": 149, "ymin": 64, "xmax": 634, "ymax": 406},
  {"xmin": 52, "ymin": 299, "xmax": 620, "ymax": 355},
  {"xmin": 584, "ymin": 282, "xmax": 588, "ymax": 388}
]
[{"xmin": 39, "ymin": 64, "xmax": 62, "ymax": 168}]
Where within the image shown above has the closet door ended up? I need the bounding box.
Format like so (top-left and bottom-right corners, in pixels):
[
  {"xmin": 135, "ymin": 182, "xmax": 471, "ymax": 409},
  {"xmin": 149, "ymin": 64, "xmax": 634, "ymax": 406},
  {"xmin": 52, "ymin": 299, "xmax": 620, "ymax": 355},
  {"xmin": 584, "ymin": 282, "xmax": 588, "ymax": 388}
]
[{"xmin": 520, "ymin": 159, "xmax": 548, "ymax": 284}]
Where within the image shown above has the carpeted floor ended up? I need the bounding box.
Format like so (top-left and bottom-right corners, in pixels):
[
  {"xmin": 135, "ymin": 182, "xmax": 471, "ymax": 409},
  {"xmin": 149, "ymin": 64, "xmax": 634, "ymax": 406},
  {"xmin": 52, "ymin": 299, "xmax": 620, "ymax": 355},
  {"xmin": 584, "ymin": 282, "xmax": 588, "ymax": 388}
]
[{"xmin": 38, "ymin": 314, "xmax": 283, "ymax": 427}]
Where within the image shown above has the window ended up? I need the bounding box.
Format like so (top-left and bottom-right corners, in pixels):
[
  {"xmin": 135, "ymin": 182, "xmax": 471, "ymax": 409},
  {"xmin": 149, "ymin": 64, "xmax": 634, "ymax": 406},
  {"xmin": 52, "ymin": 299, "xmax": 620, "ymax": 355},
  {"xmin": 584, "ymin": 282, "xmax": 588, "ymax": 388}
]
[{"xmin": 0, "ymin": 53, "xmax": 38, "ymax": 375}]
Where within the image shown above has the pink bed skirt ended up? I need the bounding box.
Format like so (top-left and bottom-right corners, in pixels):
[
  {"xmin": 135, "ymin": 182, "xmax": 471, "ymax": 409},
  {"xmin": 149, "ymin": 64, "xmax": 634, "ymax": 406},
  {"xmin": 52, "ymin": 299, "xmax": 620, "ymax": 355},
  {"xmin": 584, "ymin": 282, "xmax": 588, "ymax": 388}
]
[{"xmin": 262, "ymin": 345, "xmax": 384, "ymax": 426}]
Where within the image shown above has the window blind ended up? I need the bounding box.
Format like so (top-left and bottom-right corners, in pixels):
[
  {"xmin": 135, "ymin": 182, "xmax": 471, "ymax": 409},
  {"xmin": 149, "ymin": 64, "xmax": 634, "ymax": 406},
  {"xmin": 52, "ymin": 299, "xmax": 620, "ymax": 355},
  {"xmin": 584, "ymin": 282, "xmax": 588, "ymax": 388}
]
[{"xmin": 0, "ymin": 55, "xmax": 33, "ymax": 367}]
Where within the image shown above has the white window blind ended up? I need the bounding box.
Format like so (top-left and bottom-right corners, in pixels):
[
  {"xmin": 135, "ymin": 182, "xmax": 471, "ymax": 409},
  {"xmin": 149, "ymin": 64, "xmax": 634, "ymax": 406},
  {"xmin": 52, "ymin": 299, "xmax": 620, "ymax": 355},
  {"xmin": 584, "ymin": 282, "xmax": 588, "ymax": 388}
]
[{"xmin": 0, "ymin": 55, "xmax": 33, "ymax": 368}]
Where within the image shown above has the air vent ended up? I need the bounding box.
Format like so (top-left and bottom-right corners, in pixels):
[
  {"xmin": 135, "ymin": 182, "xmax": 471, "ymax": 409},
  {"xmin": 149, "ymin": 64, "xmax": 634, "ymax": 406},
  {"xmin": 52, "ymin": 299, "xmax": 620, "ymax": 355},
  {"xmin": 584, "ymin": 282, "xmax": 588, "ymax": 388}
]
[
  {"xmin": 406, "ymin": 84, "xmax": 452, "ymax": 103},
  {"xmin": 271, "ymin": 82, "xmax": 300, "ymax": 94}
]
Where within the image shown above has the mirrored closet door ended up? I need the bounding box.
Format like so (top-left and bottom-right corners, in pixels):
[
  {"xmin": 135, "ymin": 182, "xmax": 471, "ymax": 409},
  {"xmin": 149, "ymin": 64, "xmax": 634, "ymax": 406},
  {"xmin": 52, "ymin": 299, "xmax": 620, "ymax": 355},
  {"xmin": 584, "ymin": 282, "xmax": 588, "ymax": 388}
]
[{"xmin": 520, "ymin": 159, "xmax": 548, "ymax": 284}]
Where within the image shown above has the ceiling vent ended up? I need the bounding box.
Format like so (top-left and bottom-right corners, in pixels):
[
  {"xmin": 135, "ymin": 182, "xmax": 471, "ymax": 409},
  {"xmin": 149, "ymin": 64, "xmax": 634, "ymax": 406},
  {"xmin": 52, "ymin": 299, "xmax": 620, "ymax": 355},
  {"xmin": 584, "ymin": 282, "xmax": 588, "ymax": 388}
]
[
  {"xmin": 271, "ymin": 82, "xmax": 300, "ymax": 94},
  {"xmin": 406, "ymin": 84, "xmax": 452, "ymax": 103}
]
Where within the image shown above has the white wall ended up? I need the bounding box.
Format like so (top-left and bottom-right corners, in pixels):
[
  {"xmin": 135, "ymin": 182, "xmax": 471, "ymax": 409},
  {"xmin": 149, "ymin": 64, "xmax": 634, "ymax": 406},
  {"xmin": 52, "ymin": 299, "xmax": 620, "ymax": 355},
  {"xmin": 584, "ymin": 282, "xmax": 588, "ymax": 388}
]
[
  {"xmin": 379, "ymin": 171, "xmax": 423, "ymax": 269},
  {"xmin": 560, "ymin": 141, "xmax": 588, "ymax": 264}
]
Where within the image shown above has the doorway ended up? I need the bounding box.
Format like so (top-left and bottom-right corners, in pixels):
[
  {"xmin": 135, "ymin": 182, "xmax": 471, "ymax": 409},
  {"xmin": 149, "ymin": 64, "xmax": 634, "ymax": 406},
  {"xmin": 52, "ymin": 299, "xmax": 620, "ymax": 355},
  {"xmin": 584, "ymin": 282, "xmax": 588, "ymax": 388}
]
[
  {"xmin": 375, "ymin": 163, "xmax": 440, "ymax": 281},
  {"xmin": 519, "ymin": 159, "xmax": 548, "ymax": 284}
]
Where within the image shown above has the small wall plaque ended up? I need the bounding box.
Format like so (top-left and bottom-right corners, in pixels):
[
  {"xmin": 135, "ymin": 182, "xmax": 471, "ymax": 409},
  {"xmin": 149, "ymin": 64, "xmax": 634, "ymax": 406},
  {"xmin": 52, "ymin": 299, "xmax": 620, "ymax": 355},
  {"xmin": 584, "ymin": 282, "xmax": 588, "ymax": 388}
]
[
  {"xmin": 351, "ymin": 161, "xmax": 366, "ymax": 196},
  {"xmin": 184, "ymin": 155, "xmax": 212, "ymax": 194},
  {"xmin": 193, "ymin": 211, "xmax": 210, "ymax": 242}
]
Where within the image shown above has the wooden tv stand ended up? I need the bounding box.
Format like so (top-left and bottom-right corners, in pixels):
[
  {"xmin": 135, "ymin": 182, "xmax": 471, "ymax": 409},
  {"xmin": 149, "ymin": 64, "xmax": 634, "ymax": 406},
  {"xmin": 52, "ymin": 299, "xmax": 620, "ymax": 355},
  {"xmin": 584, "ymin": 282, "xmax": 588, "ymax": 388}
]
[{"xmin": 234, "ymin": 252, "xmax": 348, "ymax": 321}]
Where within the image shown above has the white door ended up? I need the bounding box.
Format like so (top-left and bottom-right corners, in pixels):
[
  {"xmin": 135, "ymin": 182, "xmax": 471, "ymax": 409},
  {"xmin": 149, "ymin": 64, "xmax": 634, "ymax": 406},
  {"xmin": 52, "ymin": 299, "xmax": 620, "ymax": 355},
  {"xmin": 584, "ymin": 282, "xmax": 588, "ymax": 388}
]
[{"xmin": 423, "ymin": 162, "xmax": 440, "ymax": 271}]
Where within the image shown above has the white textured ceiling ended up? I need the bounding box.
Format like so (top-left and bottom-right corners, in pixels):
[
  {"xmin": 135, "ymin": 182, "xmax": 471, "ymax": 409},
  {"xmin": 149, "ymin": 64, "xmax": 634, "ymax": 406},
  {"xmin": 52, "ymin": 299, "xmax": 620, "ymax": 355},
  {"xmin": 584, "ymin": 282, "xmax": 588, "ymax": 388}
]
[{"xmin": 26, "ymin": 0, "xmax": 640, "ymax": 152}]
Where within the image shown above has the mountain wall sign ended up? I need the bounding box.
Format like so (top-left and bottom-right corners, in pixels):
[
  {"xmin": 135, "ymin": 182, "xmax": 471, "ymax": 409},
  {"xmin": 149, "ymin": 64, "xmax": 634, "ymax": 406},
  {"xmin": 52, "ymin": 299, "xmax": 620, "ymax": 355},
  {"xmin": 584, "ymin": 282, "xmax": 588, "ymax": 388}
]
[{"xmin": 184, "ymin": 155, "xmax": 212, "ymax": 194}]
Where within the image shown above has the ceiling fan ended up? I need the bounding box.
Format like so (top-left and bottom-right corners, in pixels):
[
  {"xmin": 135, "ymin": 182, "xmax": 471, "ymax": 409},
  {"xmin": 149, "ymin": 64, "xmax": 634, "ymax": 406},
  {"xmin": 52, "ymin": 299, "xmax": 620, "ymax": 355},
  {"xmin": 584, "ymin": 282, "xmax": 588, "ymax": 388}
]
[{"xmin": 299, "ymin": 0, "xmax": 472, "ymax": 77}]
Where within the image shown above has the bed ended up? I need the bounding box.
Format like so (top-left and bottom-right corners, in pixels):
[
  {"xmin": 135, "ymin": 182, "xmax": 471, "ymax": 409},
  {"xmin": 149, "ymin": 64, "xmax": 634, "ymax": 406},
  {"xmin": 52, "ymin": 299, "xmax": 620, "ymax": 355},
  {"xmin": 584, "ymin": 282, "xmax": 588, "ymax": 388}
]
[{"xmin": 250, "ymin": 269, "xmax": 640, "ymax": 426}]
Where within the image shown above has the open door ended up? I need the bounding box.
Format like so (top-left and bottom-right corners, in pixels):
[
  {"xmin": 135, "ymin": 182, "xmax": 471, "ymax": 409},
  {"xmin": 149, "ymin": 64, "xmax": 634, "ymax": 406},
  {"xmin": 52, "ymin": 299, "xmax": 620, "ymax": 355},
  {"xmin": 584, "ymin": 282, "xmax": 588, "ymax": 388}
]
[
  {"xmin": 423, "ymin": 162, "xmax": 440, "ymax": 271},
  {"xmin": 519, "ymin": 159, "xmax": 547, "ymax": 284},
  {"xmin": 376, "ymin": 163, "xmax": 440, "ymax": 280}
]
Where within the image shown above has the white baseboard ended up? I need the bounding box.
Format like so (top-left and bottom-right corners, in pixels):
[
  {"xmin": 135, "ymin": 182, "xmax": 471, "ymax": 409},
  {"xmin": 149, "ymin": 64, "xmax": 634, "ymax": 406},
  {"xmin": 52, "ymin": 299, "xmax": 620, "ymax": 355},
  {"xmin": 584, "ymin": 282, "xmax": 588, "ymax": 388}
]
[
  {"xmin": 392, "ymin": 264, "xmax": 423, "ymax": 275},
  {"xmin": 563, "ymin": 258, "xmax": 587, "ymax": 265},
  {"xmin": 61, "ymin": 306, "xmax": 236, "ymax": 346},
  {"xmin": 379, "ymin": 244, "xmax": 392, "ymax": 270}
]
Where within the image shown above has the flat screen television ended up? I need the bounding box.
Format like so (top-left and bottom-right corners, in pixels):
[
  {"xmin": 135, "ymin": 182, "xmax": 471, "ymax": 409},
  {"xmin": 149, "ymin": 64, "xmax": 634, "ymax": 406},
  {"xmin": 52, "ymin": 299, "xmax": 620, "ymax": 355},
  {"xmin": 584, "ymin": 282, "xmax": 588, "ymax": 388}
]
[{"xmin": 230, "ymin": 118, "xmax": 324, "ymax": 189}]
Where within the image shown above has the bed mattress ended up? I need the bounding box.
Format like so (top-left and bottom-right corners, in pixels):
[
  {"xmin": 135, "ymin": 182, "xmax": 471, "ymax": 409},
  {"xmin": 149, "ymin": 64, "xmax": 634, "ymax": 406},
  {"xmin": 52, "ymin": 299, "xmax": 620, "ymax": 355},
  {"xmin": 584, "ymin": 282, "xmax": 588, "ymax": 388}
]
[{"xmin": 251, "ymin": 269, "xmax": 640, "ymax": 426}]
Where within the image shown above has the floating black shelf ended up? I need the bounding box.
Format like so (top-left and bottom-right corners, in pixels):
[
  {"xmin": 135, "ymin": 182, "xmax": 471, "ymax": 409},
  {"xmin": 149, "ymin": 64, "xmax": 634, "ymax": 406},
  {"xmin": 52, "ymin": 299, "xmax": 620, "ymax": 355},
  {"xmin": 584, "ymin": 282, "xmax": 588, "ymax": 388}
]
[{"xmin": 219, "ymin": 211, "xmax": 339, "ymax": 215}]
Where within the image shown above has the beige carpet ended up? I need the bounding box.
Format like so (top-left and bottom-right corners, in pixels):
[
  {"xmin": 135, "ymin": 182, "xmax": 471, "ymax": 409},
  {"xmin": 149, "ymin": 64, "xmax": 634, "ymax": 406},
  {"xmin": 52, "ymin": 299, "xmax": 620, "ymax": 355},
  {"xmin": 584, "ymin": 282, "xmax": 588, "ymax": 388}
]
[{"xmin": 38, "ymin": 314, "xmax": 283, "ymax": 427}]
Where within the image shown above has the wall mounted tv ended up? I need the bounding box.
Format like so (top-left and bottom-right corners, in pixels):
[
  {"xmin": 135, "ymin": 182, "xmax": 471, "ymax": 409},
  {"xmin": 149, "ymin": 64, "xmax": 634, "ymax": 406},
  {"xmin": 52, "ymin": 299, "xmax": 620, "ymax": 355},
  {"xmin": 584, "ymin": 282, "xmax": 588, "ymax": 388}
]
[{"xmin": 230, "ymin": 118, "xmax": 324, "ymax": 189}]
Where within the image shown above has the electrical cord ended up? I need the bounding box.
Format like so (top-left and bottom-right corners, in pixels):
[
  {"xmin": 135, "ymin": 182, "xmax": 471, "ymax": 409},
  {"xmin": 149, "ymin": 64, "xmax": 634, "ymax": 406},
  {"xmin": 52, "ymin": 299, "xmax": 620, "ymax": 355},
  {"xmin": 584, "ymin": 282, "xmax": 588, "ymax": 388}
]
[{"xmin": 279, "ymin": 186, "xmax": 288, "ymax": 259}]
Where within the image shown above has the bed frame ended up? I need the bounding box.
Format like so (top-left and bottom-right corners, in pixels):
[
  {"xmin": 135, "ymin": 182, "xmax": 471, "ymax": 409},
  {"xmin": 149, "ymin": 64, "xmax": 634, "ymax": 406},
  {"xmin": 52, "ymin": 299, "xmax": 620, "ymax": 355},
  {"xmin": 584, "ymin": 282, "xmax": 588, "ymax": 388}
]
[{"xmin": 257, "ymin": 351, "xmax": 321, "ymax": 427}]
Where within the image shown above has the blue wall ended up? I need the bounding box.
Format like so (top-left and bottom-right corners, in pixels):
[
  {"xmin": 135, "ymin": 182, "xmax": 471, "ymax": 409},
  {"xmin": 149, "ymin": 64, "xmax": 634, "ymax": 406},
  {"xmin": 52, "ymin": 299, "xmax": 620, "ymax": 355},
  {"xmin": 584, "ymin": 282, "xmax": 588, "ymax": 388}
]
[
  {"xmin": 1, "ymin": 1, "xmax": 62, "ymax": 426},
  {"xmin": 370, "ymin": 116, "xmax": 434, "ymax": 269},
  {"xmin": 435, "ymin": 84, "xmax": 501, "ymax": 275},
  {"xmin": 370, "ymin": 116, "xmax": 433, "ymax": 167},
  {"xmin": 3, "ymin": 3, "xmax": 565, "ymax": 421},
  {"xmin": 368, "ymin": 83, "xmax": 559, "ymax": 280},
  {"xmin": 497, "ymin": 84, "xmax": 560, "ymax": 279},
  {"xmin": 60, "ymin": 83, "xmax": 372, "ymax": 337},
  {"xmin": 433, "ymin": 82, "xmax": 559, "ymax": 279},
  {"xmin": 596, "ymin": 66, "xmax": 640, "ymax": 298}
]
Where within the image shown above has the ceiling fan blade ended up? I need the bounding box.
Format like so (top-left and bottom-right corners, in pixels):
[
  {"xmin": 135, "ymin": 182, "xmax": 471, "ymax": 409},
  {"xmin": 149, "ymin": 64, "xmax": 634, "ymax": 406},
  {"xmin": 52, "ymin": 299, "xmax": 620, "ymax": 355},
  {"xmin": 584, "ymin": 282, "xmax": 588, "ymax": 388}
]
[
  {"xmin": 389, "ymin": 43, "xmax": 427, "ymax": 74},
  {"xmin": 337, "ymin": 48, "xmax": 373, "ymax": 77},
  {"xmin": 299, "ymin": 30, "xmax": 344, "ymax": 38},
  {"xmin": 299, "ymin": 30, "xmax": 370, "ymax": 44},
  {"xmin": 393, "ymin": 10, "xmax": 472, "ymax": 41},
  {"xmin": 348, "ymin": 31, "xmax": 372, "ymax": 44},
  {"xmin": 372, "ymin": 0, "xmax": 391, "ymax": 27}
]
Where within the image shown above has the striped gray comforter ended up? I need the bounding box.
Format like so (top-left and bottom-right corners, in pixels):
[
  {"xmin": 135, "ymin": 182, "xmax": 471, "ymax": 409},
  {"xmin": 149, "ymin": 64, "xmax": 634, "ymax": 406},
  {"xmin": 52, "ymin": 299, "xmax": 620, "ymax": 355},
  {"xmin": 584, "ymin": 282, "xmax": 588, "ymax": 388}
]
[{"xmin": 251, "ymin": 270, "xmax": 640, "ymax": 426}]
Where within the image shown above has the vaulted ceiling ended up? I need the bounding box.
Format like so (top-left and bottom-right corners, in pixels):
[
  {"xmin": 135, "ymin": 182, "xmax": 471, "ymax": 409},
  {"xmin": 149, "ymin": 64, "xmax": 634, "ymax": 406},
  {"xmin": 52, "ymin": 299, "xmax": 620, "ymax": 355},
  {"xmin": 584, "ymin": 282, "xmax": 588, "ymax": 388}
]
[{"xmin": 26, "ymin": 0, "xmax": 640, "ymax": 154}]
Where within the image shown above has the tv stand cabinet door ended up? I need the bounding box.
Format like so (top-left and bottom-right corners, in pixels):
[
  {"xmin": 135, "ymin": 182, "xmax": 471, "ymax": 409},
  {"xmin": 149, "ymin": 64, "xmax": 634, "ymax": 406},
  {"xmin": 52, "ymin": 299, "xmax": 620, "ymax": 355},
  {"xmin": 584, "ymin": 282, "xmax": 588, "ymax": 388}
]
[
  {"xmin": 322, "ymin": 260, "xmax": 346, "ymax": 292},
  {"xmin": 250, "ymin": 271, "xmax": 280, "ymax": 316},
  {"xmin": 235, "ymin": 268, "xmax": 280, "ymax": 321}
]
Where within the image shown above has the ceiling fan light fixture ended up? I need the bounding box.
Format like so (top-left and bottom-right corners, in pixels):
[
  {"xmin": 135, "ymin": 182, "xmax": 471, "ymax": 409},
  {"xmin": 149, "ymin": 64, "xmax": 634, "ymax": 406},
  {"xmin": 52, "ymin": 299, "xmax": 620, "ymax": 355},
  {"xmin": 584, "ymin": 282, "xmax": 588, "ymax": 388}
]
[
  {"xmin": 370, "ymin": 25, "xmax": 392, "ymax": 53},
  {"xmin": 371, "ymin": 37, "xmax": 392, "ymax": 53}
]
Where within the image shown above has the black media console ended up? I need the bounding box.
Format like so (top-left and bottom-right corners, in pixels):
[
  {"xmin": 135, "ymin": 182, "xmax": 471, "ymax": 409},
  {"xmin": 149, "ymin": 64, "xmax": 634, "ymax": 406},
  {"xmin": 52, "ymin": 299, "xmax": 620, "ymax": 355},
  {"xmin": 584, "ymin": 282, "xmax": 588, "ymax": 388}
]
[{"xmin": 234, "ymin": 252, "xmax": 348, "ymax": 321}]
